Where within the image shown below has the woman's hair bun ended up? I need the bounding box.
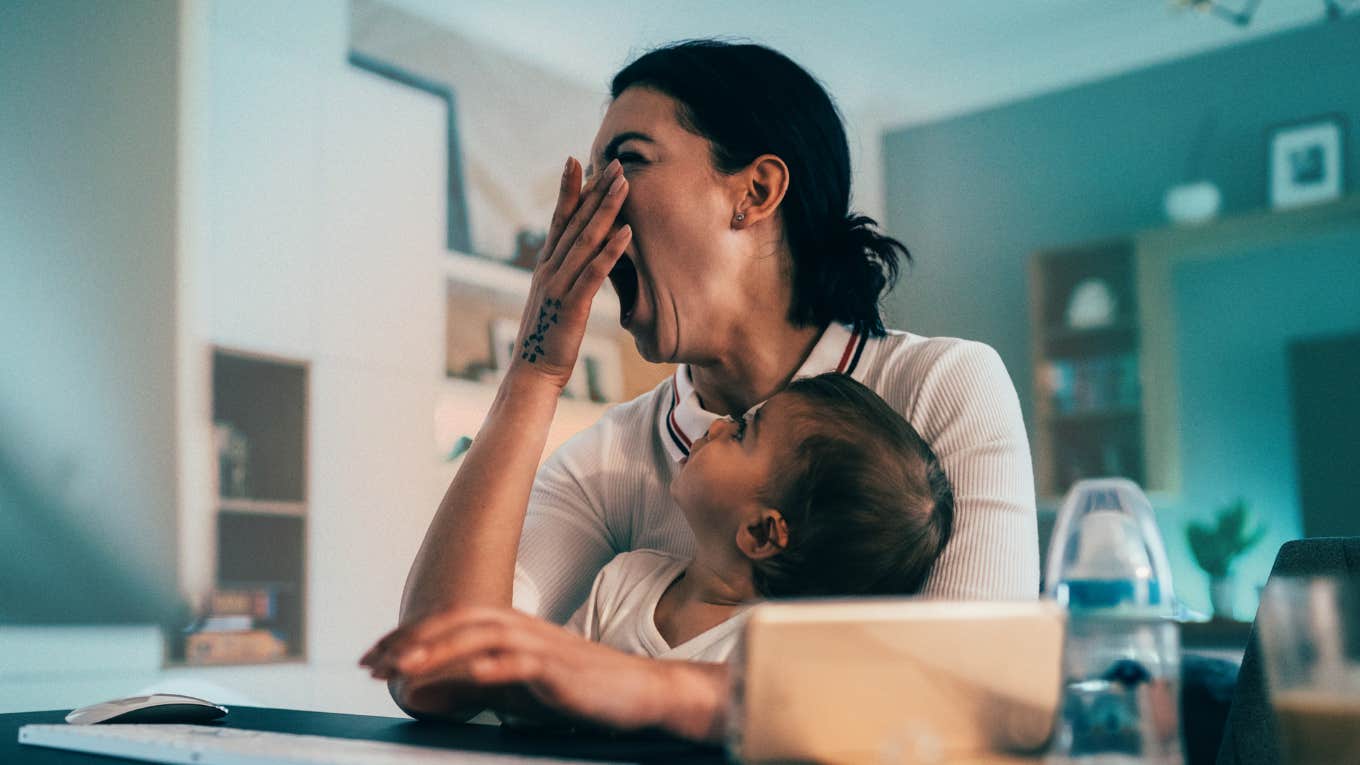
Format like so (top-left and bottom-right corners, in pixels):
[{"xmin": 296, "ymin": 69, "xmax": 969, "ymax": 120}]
[{"xmin": 810, "ymin": 213, "xmax": 906, "ymax": 337}]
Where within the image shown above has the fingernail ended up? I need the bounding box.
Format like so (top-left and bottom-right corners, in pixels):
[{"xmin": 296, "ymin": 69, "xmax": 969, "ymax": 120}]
[
  {"xmin": 608, "ymin": 158, "xmax": 621, "ymax": 175},
  {"xmin": 563, "ymin": 156, "xmax": 573, "ymax": 178},
  {"xmin": 609, "ymin": 175, "xmax": 625, "ymax": 195}
]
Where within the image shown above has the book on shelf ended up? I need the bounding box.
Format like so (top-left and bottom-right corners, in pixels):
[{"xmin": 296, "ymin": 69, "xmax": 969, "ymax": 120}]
[
  {"xmin": 185, "ymin": 629, "xmax": 288, "ymax": 664},
  {"xmin": 179, "ymin": 585, "xmax": 292, "ymax": 663},
  {"xmin": 198, "ymin": 614, "xmax": 253, "ymax": 633},
  {"xmin": 208, "ymin": 587, "xmax": 278, "ymax": 620},
  {"xmin": 1042, "ymin": 353, "xmax": 1139, "ymax": 415}
]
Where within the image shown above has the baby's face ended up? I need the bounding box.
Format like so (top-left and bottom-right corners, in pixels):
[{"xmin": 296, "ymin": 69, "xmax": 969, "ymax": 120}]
[{"xmin": 670, "ymin": 393, "xmax": 801, "ymax": 534}]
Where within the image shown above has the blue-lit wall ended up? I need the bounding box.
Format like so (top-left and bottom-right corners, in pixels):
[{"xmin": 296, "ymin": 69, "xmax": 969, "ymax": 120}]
[
  {"xmin": 1172, "ymin": 231, "xmax": 1360, "ymax": 615},
  {"xmin": 882, "ymin": 16, "xmax": 1360, "ymax": 613}
]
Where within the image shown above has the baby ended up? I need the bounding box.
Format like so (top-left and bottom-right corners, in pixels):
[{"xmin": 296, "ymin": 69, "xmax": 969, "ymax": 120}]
[{"xmin": 563, "ymin": 371, "xmax": 955, "ymax": 662}]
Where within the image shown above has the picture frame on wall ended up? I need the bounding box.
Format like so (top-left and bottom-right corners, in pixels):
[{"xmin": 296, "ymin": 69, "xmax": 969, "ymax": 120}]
[{"xmin": 1268, "ymin": 115, "xmax": 1346, "ymax": 210}]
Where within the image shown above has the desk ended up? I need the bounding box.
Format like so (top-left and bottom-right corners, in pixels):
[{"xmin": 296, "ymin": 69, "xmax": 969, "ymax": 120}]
[{"xmin": 1, "ymin": 707, "xmax": 725, "ymax": 764}]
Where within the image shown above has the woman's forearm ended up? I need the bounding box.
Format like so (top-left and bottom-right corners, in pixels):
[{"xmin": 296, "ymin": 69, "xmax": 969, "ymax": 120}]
[
  {"xmin": 371, "ymin": 156, "xmax": 631, "ymax": 720},
  {"xmin": 370, "ymin": 605, "xmax": 734, "ymax": 741},
  {"xmin": 386, "ymin": 676, "xmax": 484, "ymax": 723},
  {"xmin": 399, "ymin": 369, "xmax": 562, "ymax": 623},
  {"xmin": 654, "ymin": 661, "xmax": 730, "ymax": 743}
]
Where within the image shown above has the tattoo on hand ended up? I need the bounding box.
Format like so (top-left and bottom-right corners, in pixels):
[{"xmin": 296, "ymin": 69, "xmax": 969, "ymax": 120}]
[{"xmin": 521, "ymin": 297, "xmax": 561, "ymax": 363}]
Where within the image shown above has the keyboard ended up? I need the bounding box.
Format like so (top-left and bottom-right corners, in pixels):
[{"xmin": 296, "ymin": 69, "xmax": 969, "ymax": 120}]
[{"xmin": 18, "ymin": 724, "xmax": 627, "ymax": 764}]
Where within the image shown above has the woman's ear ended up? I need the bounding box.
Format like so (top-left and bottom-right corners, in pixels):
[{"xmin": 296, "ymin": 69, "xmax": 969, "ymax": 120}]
[
  {"xmin": 736, "ymin": 508, "xmax": 789, "ymax": 561},
  {"xmin": 731, "ymin": 154, "xmax": 789, "ymax": 229}
]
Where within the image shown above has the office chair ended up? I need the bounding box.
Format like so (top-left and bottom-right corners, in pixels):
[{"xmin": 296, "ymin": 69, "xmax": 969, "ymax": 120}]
[{"xmin": 1214, "ymin": 536, "xmax": 1360, "ymax": 765}]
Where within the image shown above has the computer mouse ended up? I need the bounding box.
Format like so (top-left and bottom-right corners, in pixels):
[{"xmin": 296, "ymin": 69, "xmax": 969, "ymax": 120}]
[{"xmin": 65, "ymin": 693, "xmax": 229, "ymax": 725}]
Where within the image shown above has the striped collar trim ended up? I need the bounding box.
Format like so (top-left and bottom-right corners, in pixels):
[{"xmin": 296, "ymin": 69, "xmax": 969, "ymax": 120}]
[{"xmin": 659, "ymin": 323, "xmax": 871, "ymax": 462}]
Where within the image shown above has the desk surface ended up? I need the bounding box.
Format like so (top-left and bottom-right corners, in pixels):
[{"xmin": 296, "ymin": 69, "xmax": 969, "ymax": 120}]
[{"xmin": 2, "ymin": 707, "xmax": 726, "ymax": 764}]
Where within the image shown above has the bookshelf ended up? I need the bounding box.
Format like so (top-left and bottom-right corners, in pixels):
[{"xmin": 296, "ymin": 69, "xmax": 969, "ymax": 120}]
[
  {"xmin": 1030, "ymin": 240, "xmax": 1145, "ymax": 501},
  {"xmin": 187, "ymin": 348, "xmax": 309, "ymax": 665}
]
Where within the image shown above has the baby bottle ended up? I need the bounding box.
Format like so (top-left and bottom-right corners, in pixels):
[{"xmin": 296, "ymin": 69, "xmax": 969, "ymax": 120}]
[{"xmin": 1044, "ymin": 478, "xmax": 1183, "ymax": 765}]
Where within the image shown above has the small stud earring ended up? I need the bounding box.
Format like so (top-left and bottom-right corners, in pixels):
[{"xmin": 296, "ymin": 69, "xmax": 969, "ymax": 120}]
[{"xmin": 734, "ymin": 212, "xmax": 745, "ymax": 223}]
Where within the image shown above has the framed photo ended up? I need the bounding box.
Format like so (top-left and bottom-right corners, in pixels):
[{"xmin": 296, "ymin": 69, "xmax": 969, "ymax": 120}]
[{"xmin": 1268, "ymin": 116, "xmax": 1346, "ymax": 210}]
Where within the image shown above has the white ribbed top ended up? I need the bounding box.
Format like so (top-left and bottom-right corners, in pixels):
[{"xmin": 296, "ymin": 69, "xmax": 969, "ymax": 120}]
[{"xmin": 514, "ymin": 326, "xmax": 1040, "ymax": 625}]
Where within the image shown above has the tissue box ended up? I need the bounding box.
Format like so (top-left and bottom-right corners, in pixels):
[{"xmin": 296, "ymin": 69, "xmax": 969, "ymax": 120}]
[{"xmin": 729, "ymin": 599, "xmax": 1064, "ymax": 764}]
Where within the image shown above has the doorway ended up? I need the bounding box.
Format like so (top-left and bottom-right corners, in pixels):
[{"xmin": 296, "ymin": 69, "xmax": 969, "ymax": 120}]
[{"xmin": 1289, "ymin": 332, "xmax": 1360, "ymax": 539}]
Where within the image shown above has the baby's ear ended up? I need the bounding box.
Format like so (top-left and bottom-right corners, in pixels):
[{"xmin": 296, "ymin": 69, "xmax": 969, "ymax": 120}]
[{"xmin": 736, "ymin": 508, "xmax": 789, "ymax": 561}]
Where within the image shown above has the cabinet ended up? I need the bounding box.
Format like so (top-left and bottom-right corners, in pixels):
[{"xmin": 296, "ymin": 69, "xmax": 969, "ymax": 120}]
[{"xmin": 185, "ymin": 349, "xmax": 308, "ymax": 664}]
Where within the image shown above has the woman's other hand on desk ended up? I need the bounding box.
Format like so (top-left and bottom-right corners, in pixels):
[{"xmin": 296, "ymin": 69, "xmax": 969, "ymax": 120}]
[{"xmin": 359, "ymin": 606, "xmax": 726, "ymax": 742}]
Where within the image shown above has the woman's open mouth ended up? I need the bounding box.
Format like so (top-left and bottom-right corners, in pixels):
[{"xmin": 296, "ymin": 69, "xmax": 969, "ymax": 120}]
[{"xmin": 608, "ymin": 255, "xmax": 639, "ymax": 326}]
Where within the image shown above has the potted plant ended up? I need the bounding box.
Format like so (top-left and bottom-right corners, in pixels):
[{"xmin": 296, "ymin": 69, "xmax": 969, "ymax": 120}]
[{"xmin": 1187, "ymin": 498, "xmax": 1266, "ymax": 620}]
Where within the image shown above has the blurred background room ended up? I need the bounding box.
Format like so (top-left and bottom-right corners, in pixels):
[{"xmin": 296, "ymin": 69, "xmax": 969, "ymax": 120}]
[{"xmin": 2, "ymin": 0, "xmax": 1357, "ymax": 717}]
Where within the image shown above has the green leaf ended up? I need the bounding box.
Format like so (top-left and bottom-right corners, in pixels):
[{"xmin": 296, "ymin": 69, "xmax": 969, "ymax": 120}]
[{"xmin": 1186, "ymin": 498, "xmax": 1267, "ymax": 577}]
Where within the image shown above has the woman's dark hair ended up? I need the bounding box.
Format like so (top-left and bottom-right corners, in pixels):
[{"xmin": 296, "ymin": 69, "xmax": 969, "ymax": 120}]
[
  {"xmin": 611, "ymin": 40, "xmax": 910, "ymax": 337},
  {"xmin": 750, "ymin": 373, "xmax": 954, "ymax": 598}
]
